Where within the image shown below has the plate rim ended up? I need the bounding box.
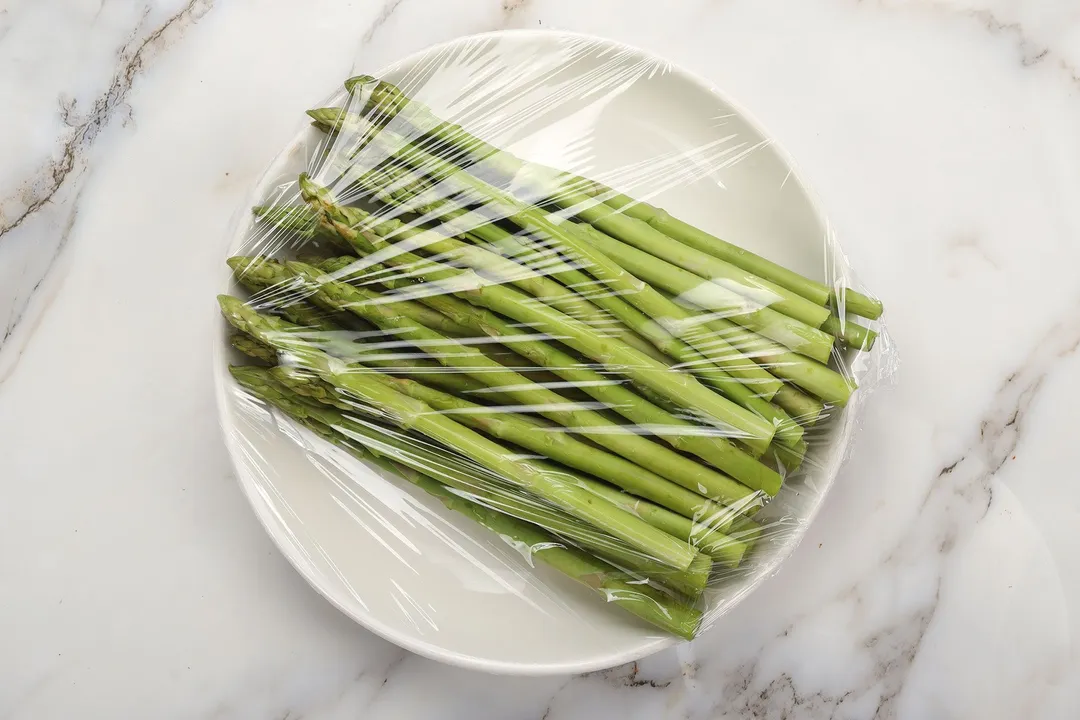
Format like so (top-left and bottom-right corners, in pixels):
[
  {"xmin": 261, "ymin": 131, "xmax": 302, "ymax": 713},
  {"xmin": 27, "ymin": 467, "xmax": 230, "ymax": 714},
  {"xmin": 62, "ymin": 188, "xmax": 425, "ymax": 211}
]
[{"xmin": 212, "ymin": 27, "xmax": 862, "ymax": 676}]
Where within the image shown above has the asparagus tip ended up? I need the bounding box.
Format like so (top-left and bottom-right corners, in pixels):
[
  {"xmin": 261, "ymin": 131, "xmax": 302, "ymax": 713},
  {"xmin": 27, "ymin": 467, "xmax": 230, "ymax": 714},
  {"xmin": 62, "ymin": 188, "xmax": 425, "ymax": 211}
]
[
  {"xmin": 306, "ymin": 107, "xmax": 347, "ymax": 130},
  {"xmin": 344, "ymin": 74, "xmax": 377, "ymax": 93},
  {"xmin": 226, "ymin": 255, "xmax": 253, "ymax": 273},
  {"xmin": 229, "ymin": 364, "xmax": 263, "ymax": 384},
  {"xmin": 218, "ymin": 294, "xmax": 243, "ymax": 314},
  {"xmin": 285, "ymin": 259, "xmax": 322, "ymax": 281}
]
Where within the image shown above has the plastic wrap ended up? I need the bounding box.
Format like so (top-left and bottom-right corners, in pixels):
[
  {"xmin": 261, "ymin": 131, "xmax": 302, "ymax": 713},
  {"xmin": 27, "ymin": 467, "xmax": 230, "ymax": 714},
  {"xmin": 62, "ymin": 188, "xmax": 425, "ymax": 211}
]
[{"xmin": 215, "ymin": 31, "xmax": 895, "ymax": 672}]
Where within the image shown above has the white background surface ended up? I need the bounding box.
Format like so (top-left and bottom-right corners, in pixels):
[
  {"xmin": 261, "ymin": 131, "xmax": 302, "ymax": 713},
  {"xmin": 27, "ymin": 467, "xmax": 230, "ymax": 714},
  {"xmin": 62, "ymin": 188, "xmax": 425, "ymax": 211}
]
[{"xmin": 1, "ymin": 1, "xmax": 1078, "ymax": 718}]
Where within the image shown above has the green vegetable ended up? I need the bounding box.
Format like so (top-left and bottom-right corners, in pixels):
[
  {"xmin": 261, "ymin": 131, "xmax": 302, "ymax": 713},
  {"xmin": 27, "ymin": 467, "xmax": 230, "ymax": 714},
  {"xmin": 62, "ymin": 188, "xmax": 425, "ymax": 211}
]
[
  {"xmin": 230, "ymin": 334, "xmax": 277, "ymax": 364},
  {"xmin": 317, "ymin": 252, "xmax": 780, "ymax": 496},
  {"xmin": 340, "ymin": 74, "xmax": 882, "ymax": 321},
  {"xmin": 218, "ymin": 295, "xmax": 698, "ymax": 571},
  {"xmin": 286, "ymin": 256, "xmax": 763, "ymax": 506},
  {"xmin": 309, "ymin": 107, "xmax": 834, "ymax": 364},
  {"xmin": 821, "ymin": 314, "xmax": 878, "ymax": 350},
  {"xmin": 301, "ymin": 173, "xmax": 779, "ymax": 454},
  {"xmin": 273, "ymin": 361, "xmax": 753, "ymax": 528},
  {"xmin": 772, "ymin": 384, "xmax": 827, "ymax": 427},
  {"xmin": 570, "ymin": 223, "xmax": 835, "ymax": 364},
  {"xmin": 231, "ymin": 364, "xmax": 706, "ymax": 627}
]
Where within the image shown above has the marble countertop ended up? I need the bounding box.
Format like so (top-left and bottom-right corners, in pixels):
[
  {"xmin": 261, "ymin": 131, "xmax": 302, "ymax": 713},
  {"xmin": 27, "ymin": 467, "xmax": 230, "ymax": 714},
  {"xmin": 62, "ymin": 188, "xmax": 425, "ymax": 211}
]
[{"xmin": 2, "ymin": 1, "xmax": 1078, "ymax": 717}]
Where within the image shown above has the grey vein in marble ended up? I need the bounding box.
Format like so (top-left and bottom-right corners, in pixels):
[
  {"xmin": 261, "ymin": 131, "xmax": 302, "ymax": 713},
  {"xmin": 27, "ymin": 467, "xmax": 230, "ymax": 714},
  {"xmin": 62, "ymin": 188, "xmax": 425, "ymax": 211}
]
[
  {"xmin": 0, "ymin": 0, "xmax": 215, "ymax": 238},
  {"xmin": 0, "ymin": 0, "xmax": 215, "ymax": 374}
]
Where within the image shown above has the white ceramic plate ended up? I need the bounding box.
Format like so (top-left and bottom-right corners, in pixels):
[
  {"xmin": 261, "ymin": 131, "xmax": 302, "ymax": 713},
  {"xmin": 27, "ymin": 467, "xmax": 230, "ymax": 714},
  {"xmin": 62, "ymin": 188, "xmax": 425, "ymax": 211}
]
[{"xmin": 214, "ymin": 30, "xmax": 863, "ymax": 675}]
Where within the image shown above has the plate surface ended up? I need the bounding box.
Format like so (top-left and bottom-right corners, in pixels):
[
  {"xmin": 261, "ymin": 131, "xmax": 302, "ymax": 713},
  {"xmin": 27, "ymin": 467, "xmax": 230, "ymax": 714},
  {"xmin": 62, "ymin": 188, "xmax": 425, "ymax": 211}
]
[{"xmin": 214, "ymin": 29, "xmax": 861, "ymax": 675}]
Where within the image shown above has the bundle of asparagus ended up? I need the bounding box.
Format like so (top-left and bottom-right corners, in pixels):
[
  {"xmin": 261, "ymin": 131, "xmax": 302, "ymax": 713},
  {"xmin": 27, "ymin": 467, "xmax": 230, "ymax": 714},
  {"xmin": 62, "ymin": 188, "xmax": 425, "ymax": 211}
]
[{"xmin": 220, "ymin": 75, "xmax": 882, "ymax": 640}]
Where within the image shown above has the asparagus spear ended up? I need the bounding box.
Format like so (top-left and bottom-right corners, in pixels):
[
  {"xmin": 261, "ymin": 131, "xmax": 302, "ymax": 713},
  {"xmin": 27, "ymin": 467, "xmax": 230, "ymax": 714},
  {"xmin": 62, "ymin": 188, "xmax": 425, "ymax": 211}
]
[
  {"xmin": 771, "ymin": 437, "xmax": 808, "ymax": 474},
  {"xmin": 699, "ymin": 315, "xmax": 855, "ymax": 406},
  {"xmin": 557, "ymin": 198, "xmax": 832, "ymax": 329},
  {"xmin": 359, "ymin": 165, "xmax": 804, "ymax": 429},
  {"xmin": 241, "ymin": 365, "xmax": 719, "ymax": 595},
  {"xmin": 562, "ymin": 471, "xmax": 752, "ymax": 564},
  {"xmin": 322, "ymin": 155, "xmax": 799, "ymax": 405},
  {"xmin": 218, "ymin": 295, "xmax": 698, "ymax": 570},
  {"xmin": 569, "ymin": 223, "xmax": 834, "ymax": 364},
  {"xmin": 232, "ymin": 365, "xmax": 707, "ymax": 624},
  {"xmin": 464, "ymin": 227, "xmax": 793, "ymax": 404},
  {"xmin": 271, "ymin": 365, "xmax": 751, "ymax": 565},
  {"xmin": 772, "ymin": 384, "xmax": 826, "ymax": 427},
  {"xmin": 229, "ymin": 256, "xmax": 521, "ymax": 404},
  {"xmin": 291, "ymin": 151, "xmax": 789, "ymax": 401},
  {"xmin": 228, "ymin": 255, "xmax": 472, "ymax": 339},
  {"xmin": 229, "ymin": 255, "xmax": 358, "ymax": 332},
  {"xmin": 355, "ymin": 188, "xmax": 806, "ymax": 447},
  {"xmin": 317, "ymin": 178, "xmax": 803, "ymax": 449},
  {"xmin": 341, "ymin": 75, "xmax": 883, "ymax": 321},
  {"xmin": 821, "ymin": 314, "xmax": 878, "ymax": 350},
  {"xmin": 308, "ymin": 109, "xmax": 834, "ymax": 365},
  {"xmin": 404, "ymin": 477, "xmax": 704, "ymax": 638},
  {"xmin": 259, "ymin": 198, "xmax": 796, "ymax": 426},
  {"xmin": 355, "ymin": 165, "xmax": 670, "ymax": 363},
  {"xmin": 315, "ymin": 254, "xmax": 780, "ymax": 496},
  {"xmin": 230, "ymin": 334, "xmax": 277, "ymax": 364},
  {"xmin": 356, "ymin": 189, "xmax": 786, "ymax": 401},
  {"xmin": 301, "ymin": 173, "xmax": 779, "ymax": 452},
  {"xmin": 285, "ymin": 258, "xmax": 766, "ymax": 505},
  {"xmin": 273, "ymin": 362, "xmax": 758, "ymax": 528},
  {"xmin": 577, "ymin": 187, "xmax": 885, "ymax": 321}
]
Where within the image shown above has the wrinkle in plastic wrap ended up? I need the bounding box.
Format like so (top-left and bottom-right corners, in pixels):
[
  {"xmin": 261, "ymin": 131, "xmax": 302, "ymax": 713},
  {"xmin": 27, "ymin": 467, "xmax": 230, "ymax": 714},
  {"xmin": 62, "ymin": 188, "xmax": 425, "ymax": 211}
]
[{"xmin": 216, "ymin": 31, "xmax": 896, "ymax": 669}]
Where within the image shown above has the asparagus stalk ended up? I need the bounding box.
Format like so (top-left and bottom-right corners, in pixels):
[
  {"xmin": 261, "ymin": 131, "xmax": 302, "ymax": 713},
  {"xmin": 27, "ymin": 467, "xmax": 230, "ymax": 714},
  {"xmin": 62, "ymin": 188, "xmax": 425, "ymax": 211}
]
[
  {"xmin": 772, "ymin": 384, "xmax": 826, "ymax": 427},
  {"xmin": 232, "ymin": 365, "xmax": 707, "ymax": 624},
  {"xmin": 700, "ymin": 315, "xmax": 855, "ymax": 406},
  {"xmin": 587, "ymin": 188, "xmax": 884, "ymax": 320},
  {"xmin": 229, "ymin": 255, "xmax": 472, "ymax": 338},
  {"xmin": 462, "ymin": 226, "xmax": 789, "ymax": 399},
  {"xmin": 229, "ymin": 255, "xmax": 358, "ymax": 332},
  {"xmin": 230, "ymin": 334, "xmax": 277, "ymax": 364},
  {"xmin": 358, "ymin": 165, "xmax": 803, "ymax": 427},
  {"xmin": 315, "ymin": 255, "xmax": 780, "ymax": 496},
  {"xmin": 300, "ymin": 175, "xmax": 779, "ymax": 453},
  {"xmin": 406, "ymin": 476, "xmax": 704, "ymax": 638},
  {"xmin": 821, "ymin": 314, "xmax": 878, "ymax": 350},
  {"xmin": 243, "ymin": 365, "xmax": 719, "ymax": 596},
  {"xmin": 219, "ymin": 295, "xmax": 699, "ymax": 570},
  {"xmin": 771, "ymin": 437, "xmax": 808, "ymax": 474},
  {"xmin": 273, "ymin": 362, "xmax": 756, "ymax": 527},
  {"xmin": 321, "ymin": 179, "xmax": 801, "ymax": 449},
  {"xmin": 341, "ymin": 74, "xmax": 883, "ymax": 321},
  {"xmin": 570, "ymin": 223, "xmax": 834, "ymax": 364},
  {"xmin": 271, "ymin": 365, "xmax": 750, "ymax": 565},
  {"xmin": 565, "ymin": 472, "xmax": 751, "ymax": 564},
  {"xmin": 320, "ymin": 154, "xmax": 791, "ymax": 403},
  {"xmin": 286, "ymin": 258, "xmax": 766, "ymax": 505},
  {"xmin": 560, "ymin": 199, "xmax": 832, "ymax": 329},
  {"xmin": 229, "ymin": 256, "xmax": 520, "ymax": 404},
  {"xmin": 359, "ymin": 167, "xmax": 671, "ymax": 364},
  {"xmin": 308, "ymin": 108, "xmax": 832, "ymax": 367}
]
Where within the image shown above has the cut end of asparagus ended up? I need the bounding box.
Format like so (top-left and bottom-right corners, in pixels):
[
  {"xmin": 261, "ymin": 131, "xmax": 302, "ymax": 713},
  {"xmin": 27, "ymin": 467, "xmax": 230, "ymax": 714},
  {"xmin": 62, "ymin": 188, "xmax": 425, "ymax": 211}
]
[{"xmin": 831, "ymin": 289, "xmax": 884, "ymax": 321}]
